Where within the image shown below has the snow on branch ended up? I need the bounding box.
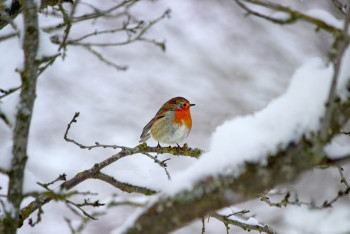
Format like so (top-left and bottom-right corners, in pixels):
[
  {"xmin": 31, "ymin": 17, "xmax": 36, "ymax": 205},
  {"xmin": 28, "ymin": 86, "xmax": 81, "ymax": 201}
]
[
  {"xmin": 233, "ymin": 0, "xmax": 344, "ymax": 36},
  {"xmin": 118, "ymin": 3, "xmax": 350, "ymax": 230}
]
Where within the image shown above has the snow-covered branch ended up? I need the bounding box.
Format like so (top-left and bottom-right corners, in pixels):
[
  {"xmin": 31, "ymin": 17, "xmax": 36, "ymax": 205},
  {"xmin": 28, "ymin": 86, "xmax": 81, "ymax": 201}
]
[
  {"xmin": 234, "ymin": 0, "xmax": 344, "ymax": 37},
  {"xmin": 119, "ymin": 2, "xmax": 350, "ymax": 232}
]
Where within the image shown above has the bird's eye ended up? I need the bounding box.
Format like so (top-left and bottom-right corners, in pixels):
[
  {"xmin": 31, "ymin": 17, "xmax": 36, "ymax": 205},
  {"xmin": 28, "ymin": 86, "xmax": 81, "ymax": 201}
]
[{"xmin": 183, "ymin": 103, "xmax": 187, "ymax": 107}]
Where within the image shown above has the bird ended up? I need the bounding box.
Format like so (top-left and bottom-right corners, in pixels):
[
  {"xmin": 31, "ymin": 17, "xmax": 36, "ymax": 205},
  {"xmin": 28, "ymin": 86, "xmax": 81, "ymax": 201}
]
[{"xmin": 139, "ymin": 97, "xmax": 195, "ymax": 146}]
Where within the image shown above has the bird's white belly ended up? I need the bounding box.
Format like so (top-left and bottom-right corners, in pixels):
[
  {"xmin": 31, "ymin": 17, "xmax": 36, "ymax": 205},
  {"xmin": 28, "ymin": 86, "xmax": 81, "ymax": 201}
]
[{"xmin": 152, "ymin": 122, "xmax": 190, "ymax": 145}]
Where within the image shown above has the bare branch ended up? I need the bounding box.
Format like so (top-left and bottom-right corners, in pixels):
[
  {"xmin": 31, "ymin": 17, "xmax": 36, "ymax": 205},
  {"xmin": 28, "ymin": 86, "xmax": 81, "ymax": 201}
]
[
  {"xmin": 0, "ymin": 86, "xmax": 21, "ymax": 99},
  {"xmin": 83, "ymin": 46, "xmax": 128, "ymax": 71},
  {"xmin": 0, "ymin": 32, "xmax": 18, "ymax": 42},
  {"xmin": 70, "ymin": 0, "xmax": 137, "ymax": 23},
  {"xmin": 57, "ymin": 0, "xmax": 79, "ymax": 52},
  {"xmin": 28, "ymin": 207, "xmax": 43, "ymax": 227},
  {"xmin": 92, "ymin": 172, "xmax": 157, "ymax": 195},
  {"xmin": 66, "ymin": 200, "xmax": 98, "ymax": 220},
  {"xmin": 65, "ymin": 9, "xmax": 170, "ymax": 52},
  {"xmin": 142, "ymin": 152, "xmax": 172, "ymax": 180},
  {"xmin": 64, "ymin": 112, "xmax": 126, "ymax": 150},
  {"xmin": 338, "ymin": 165, "xmax": 350, "ymax": 188}
]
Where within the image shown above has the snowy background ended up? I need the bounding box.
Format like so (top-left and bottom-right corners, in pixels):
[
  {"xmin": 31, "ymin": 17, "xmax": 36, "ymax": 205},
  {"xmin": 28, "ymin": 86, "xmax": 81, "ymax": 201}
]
[{"xmin": 1, "ymin": 0, "xmax": 350, "ymax": 233}]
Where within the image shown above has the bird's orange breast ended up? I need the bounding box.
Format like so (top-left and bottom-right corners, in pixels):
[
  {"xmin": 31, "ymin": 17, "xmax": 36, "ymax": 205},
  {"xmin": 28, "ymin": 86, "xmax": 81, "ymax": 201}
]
[{"xmin": 173, "ymin": 108, "xmax": 192, "ymax": 128}]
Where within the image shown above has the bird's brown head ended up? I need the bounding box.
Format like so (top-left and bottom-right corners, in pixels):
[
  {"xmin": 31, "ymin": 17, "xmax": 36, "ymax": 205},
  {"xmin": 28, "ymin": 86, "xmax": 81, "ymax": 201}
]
[{"xmin": 162, "ymin": 97, "xmax": 195, "ymax": 112}]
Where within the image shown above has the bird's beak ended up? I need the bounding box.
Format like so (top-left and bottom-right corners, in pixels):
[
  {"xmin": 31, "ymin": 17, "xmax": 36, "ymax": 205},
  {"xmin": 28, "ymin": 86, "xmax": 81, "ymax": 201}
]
[{"xmin": 190, "ymin": 104, "xmax": 195, "ymax": 106}]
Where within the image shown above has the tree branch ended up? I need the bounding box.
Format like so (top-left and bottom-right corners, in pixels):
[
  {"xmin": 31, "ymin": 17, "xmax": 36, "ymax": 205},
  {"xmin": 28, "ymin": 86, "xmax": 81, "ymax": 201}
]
[
  {"xmin": 92, "ymin": 172, "xmax": 157, "ymax": 195},
  {"xmin": 3, "ymin": 1, "xmax": 39, "ymax": 233}
]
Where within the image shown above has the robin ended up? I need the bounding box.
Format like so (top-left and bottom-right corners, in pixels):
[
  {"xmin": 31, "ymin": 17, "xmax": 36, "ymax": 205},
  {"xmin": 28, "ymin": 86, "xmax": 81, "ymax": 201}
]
[{"xmin": 139, "ymin": 97, "xmax": 195, "ymax": 146}]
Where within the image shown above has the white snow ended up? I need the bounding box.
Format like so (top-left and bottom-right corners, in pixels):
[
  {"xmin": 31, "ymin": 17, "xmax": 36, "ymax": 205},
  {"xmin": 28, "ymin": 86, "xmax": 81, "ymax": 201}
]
[
  {"xmin": 284, "ymin": 206, "xmax": 350, "ymax": 234},
  {"xmin": 2, "ymin": 0, "xmax": 12, "ymax": 8},
  {"xmin": 217, "ymin": 207, "xmax": 262, "ymax": 227},
  {"xmin": 246, "ymin": 217, "xmax": 259, "ymax": 226},
  {"xmin": 23, "ymin": 169, "xmax": 46, "ymax": 194},
  {"xmin": 337, "ymin": 46, "xmax": 350, "ymax": 100},
  {"xmin": 166, "ymin": 58, "xmax": 334, "ymax": 195},
  {"xmin": 111, "ymin": 195, "xmax": 160, "ymax": 234},
  {"xmin": 306, "ymin": 9, "xmax": 343, "ymax": 29},
  {"xmin": 36, "ymin": 29, "xmax": 59, "ymax": 60},
  {"xmin": 0, "ymin": 142, "xmax": 13, "ymax": 171},
  {"xmin": 324, "ymin": 140, "xmax": 350, "ymax": 159},
  {"xmin": 0, "ymin": 90, "xmax": 19, "ymax": 128},
  {"xmin": 0, "ymin": 198, "xmax": 16, "ymax": 219}
]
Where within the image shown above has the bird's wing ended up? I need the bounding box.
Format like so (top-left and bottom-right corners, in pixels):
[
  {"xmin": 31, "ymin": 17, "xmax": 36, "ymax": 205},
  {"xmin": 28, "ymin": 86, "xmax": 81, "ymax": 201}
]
[{"xmin": 139, "ymin": 115, "xmax": 165, "ymax": 142}]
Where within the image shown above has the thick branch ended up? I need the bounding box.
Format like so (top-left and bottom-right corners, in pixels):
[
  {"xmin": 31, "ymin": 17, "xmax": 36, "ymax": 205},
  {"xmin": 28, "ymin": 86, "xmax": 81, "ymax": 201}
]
[{"xmin": 3, "ymin": 1, "xmax": 39, "ymax": 233}]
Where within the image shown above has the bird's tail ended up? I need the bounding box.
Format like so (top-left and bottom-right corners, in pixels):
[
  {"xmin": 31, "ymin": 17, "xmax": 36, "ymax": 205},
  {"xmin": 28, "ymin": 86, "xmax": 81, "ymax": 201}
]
[{"xmin": 139, "ymin": 133, "xmax": 151, "ymax": 143}]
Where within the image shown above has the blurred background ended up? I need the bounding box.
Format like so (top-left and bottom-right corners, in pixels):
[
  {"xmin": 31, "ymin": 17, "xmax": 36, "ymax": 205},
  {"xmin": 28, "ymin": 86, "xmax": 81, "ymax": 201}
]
[{"xmin": 1, "ymin": 0, "xmax": 350, "ymax": 233}]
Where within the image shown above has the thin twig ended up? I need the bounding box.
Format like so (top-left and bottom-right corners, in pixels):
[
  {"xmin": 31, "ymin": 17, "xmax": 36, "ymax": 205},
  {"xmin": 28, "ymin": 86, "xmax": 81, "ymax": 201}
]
[
  {"xmin": 83, "ymin": 46, "xmax": 128, "ymax": 71},
  {"xmin": 63, "ymin": 112, "xmax": 125, "ymax": 150},
  {"xmin": 143, "ymin": 152, "xmax": 172, "ymax": 180},
  {"xmin": 71, "ymin": 0, "xmax": 136, "ymax": 23},
  {"xmin": 58, "ymin": 0, "xmax": 80, "ymax": 52},
  {"xmin": 261, "ymin": 167, "xmax": 350, "ymax": 210},
  {"xmin": 0, "ymin": 86, "xmax": 21, "ymax": 99},
  {"xmin": 37, "ymin": 53, "xmax": 61, "ymax": 76},
  {"xmin": 92, "ymin": 172, "xmax": 157, "ymax": 195},
  {"xmin": 0, "ymin": 32, "xmax": 18, "ymax": 41},
  {"xmin": 66, "ymin": 9, "xmax": 170, "ymax": 51},
  {"xmin": 338, "ymin": 165, "xmax": 350, "ymax": 187},
  {"xmin": 28, "ymin": 206, "xmax": 43, "ymax": 227},
  {"xmin": 66, "ymin": 200, "xmax": 97, "ymax": 220}
]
